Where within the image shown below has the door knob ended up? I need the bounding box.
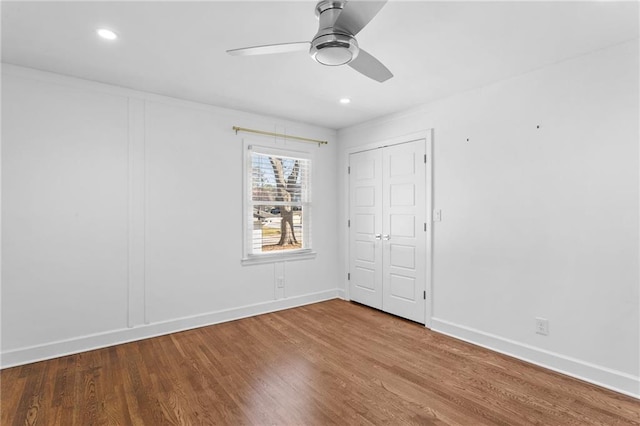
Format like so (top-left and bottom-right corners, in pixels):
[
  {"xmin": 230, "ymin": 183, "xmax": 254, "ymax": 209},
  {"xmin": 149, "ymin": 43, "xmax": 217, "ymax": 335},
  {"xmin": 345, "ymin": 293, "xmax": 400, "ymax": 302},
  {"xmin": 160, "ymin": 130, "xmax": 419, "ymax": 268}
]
[
  {"xmin": 374, "ymin": 234, "xmax": 382, "ymax": 240},
  {"xmin": 382, "ymin": 235, "xmax": 390, "ymax": 240}
]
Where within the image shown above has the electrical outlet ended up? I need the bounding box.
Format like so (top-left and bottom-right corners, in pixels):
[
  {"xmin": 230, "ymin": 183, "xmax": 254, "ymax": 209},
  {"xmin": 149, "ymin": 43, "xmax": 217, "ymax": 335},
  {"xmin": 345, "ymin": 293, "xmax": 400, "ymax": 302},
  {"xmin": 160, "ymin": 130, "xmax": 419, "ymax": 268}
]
[
  {"xmin": 277, "ymin": 276, "xmax": 284, "ymax": 288},
  {"xmin": 535, "ymin": 317, "xmax": 549, "ymax": 335}
]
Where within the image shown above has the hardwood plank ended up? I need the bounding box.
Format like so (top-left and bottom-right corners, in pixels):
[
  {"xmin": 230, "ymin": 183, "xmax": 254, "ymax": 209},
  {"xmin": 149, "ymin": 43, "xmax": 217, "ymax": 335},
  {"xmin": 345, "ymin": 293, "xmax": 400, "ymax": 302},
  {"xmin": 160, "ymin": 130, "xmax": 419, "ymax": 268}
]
[{"xmin": 1, "ymin": 299, "xmax": 638, "ymax": 425}]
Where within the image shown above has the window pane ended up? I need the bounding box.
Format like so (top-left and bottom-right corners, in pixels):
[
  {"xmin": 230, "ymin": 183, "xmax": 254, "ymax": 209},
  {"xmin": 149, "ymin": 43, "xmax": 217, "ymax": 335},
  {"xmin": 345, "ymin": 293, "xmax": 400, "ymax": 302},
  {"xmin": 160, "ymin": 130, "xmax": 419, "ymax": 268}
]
[
  {"xmin": 251, "ymin": 205, "xmax": 303, "ymax": 253},
  {"xmin": 251, "ymin": 153, "xmax": 309, "ymax": 203}
]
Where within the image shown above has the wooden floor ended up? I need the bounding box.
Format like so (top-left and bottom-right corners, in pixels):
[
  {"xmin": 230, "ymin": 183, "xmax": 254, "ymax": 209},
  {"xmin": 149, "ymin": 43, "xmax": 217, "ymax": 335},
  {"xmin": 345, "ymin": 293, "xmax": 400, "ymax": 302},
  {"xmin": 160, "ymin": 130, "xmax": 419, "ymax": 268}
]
[{"xmin": 2, "ymin": 300, "xmax": 639, "ymax": 425}]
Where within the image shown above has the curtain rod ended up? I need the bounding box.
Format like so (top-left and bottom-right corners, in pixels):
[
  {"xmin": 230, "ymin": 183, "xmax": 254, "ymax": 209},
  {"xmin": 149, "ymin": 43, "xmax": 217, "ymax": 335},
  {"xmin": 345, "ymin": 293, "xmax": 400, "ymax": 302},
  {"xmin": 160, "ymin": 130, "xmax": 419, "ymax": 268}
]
[{"xmin": 232, "ymin": 126, "xmax": 328, "ymax": 145}]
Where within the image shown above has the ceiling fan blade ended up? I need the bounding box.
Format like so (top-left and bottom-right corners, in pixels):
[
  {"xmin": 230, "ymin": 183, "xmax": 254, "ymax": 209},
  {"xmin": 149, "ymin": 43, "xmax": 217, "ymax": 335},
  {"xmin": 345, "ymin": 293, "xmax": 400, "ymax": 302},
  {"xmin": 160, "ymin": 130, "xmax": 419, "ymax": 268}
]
[
  {"xmin": 227, "ymin": 42, "xmax": 310, "ymax": 56},
  {"xmin": 348, "ymin": 48, "xmax": 393, "ymax": 82},
  {"xmin": 334, "ymin": 1, "xmax": 388, "ymax": 36}
]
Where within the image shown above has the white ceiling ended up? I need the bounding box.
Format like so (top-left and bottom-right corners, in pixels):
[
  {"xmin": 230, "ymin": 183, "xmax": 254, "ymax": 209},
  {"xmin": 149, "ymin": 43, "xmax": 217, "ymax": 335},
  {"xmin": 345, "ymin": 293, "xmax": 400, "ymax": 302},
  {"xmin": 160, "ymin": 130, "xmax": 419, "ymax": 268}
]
[{"xmin": 2, "ymin": 1, "xmax": 638, "ymax": 130}]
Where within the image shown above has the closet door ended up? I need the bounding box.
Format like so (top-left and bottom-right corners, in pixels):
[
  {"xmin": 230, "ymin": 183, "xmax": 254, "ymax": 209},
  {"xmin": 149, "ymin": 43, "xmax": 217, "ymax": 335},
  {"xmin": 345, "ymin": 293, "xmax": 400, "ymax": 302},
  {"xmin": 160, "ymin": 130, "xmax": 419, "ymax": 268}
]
[
  {"xmin": 381, "ymin": 141, "xmax": 426, "ymax": 323},
  {"xmin": 348, "ymin": 148, "xmax": 383, "ymax": 309},
  {"xmin": 349, "ymin": 139, "xmax": 426, "ymax": 323}
]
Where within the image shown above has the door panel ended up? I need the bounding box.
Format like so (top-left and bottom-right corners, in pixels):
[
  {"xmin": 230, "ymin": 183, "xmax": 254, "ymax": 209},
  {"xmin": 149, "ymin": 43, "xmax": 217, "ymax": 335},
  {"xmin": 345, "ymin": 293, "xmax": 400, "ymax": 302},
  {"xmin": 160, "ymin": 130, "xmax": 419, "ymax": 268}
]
[
  {"xmin": 390, "ymin": 214, "xmax": 415, "ymax": 237},
  {"xmin": 382, "ymin": 141, "xmax": 426, "ymax": 323},
  {"xmin": 389, "ymin": 274, "xmax": 416, "ymax": 301},
  {"xmin": 349, "ymin": 139, "xmax": 426, "ymax": 323},
  {"xmin": 390, "ymin": 184, "xmax": 415, "ymax": 206},
  {"xmin": 389, "ymin": 244, "xmax": 415, "ymax": 269},
  {"xmin": 349, "ymin": 149, "xmax": 383, "ymax": 309},
  {"xmin": 355, "ymin": 187, "xmax": 376, "ymax": 206}
]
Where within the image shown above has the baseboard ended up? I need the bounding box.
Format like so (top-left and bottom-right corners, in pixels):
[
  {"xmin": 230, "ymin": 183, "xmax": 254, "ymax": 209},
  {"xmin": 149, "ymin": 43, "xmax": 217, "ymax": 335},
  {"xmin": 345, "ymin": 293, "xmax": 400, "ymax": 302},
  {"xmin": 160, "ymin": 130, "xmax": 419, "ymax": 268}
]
[
  {"xmin": 431, "ymin": 317, "xmax": 640, "ymax": 399},
  {"xmin": 336, "ymin": 288, "xmax": 346, "ymax": 300},
  {"xmin": 1, "ymin": 289, "xmax": 341, "ymax": 369}
]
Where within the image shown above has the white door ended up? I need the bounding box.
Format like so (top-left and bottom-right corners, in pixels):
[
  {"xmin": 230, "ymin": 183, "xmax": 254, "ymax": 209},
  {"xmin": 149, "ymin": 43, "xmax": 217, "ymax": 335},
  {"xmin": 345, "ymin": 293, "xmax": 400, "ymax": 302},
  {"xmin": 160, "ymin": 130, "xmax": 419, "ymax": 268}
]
[
  {"xmin": 348, "ymin": 148, "xmax": 383, "ymax": 310},
  {"xmin": 349, "ymin": 139, "xmax": 427, "ymax": 323}
]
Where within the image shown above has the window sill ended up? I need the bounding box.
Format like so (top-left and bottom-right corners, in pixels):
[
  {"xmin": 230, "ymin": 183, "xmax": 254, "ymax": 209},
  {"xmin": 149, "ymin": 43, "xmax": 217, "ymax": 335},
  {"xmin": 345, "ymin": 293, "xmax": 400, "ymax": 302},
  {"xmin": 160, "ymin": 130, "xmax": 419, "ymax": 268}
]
[{"xmin": 241, "ymin": 250, "xmax": 317, "ymax": 266}]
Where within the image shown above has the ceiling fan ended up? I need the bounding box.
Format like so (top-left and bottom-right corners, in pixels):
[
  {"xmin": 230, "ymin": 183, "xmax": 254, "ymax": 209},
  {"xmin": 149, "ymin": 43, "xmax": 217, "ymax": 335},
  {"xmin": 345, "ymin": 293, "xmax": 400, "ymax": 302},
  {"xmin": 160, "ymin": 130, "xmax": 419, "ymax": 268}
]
[{"xmin": 226, "ymin": 0, "xmax": 393, "ymax": 83}]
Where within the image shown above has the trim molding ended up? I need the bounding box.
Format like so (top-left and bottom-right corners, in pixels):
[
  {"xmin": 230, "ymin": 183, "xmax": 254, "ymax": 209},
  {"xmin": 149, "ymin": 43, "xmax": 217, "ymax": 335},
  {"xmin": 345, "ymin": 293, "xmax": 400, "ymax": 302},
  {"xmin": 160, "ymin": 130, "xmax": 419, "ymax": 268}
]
[
  {"xmin": 431, "ymin": 317, "xmax": 640, "ymax": 399},
  {"xmin": 1, "ymin": 290, "xmax": 341, "ymax": 369}
]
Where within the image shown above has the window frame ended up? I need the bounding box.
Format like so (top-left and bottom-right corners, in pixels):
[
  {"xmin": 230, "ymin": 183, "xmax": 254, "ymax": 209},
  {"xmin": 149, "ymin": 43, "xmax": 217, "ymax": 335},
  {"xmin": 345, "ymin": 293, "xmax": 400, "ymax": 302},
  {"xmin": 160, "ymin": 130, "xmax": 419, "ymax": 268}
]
[{"xmin": 241, "ymin": 141, "xmax": 316, "ymax": 265}]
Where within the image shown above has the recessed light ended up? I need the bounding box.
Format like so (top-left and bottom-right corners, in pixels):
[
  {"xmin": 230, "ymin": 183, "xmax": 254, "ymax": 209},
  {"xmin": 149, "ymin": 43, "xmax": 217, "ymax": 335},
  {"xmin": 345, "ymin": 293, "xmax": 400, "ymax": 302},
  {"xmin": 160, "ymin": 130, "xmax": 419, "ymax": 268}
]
[
  {"xmin": 339, "ymin": 98, "xmax": 351, "ymax": 104},
  {"xmin": 96, "ymin": 28, "xmax": 118, "ymax": 40}
]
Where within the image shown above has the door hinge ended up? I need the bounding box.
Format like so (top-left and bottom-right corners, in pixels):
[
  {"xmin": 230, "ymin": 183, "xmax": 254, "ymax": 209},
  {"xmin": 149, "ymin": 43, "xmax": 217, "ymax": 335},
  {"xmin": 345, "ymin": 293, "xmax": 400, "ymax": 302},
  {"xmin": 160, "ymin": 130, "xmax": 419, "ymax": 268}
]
[
  {"xmin": 348, "ymin": 166, "xmax": 351, "ymax": 174},
  {"xmin": 423, "ymin": 291, "xmax": 426, "ymax": 300},
  {"xmin": 424, "ymin": 154, "xmax": 427, "ymax": 164},
  {"xmin": 347, "ymin": 273, "xmax": 351, "ymax": 281},
  {"xmin": 348, "ymin": 219, "xmax": 351, "ymax": 227},
  {"xmin": 424, "ymin": 222, "xmax": 427, "ymax": 232}
]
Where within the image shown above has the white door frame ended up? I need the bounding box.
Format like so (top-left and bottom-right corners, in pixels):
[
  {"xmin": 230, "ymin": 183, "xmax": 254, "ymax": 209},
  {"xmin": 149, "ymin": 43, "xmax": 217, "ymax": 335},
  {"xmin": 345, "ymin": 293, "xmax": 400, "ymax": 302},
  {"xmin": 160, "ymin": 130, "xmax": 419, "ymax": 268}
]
[{"xmin": 345, "ymin": 130, "xmax": 434, "ymax": 328}]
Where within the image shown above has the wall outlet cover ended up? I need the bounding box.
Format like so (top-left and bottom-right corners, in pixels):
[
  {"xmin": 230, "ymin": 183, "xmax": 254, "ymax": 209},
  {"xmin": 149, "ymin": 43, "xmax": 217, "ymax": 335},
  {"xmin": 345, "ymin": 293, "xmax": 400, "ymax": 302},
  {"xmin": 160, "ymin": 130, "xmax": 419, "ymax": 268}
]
[{"xmin": 535, "ymin": 317, "xmax": 549, "ymax": 335}]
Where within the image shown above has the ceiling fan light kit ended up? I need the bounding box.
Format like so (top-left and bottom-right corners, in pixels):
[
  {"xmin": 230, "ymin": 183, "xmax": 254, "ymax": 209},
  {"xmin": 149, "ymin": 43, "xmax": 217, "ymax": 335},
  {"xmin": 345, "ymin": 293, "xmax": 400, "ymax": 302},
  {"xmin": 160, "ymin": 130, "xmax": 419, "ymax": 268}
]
[
  {"xmin": 310, "ymin": 33, "xmax": 358, "ymax": 66},
  {"xmin": 227, "ymin": 0, "xmax": 393, "ymax": 82}
]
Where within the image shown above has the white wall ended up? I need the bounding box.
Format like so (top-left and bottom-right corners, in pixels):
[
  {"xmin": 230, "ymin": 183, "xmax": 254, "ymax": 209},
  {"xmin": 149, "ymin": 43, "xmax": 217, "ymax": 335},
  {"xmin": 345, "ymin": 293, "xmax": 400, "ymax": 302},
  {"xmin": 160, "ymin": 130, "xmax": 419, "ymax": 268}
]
[
  {"xmin": 338, "ymin": 39, "xmax": 640, "ymax": 397},
  {"xmin": 1, "ymin": 65, "xmax": 340, "ymax": 367}
]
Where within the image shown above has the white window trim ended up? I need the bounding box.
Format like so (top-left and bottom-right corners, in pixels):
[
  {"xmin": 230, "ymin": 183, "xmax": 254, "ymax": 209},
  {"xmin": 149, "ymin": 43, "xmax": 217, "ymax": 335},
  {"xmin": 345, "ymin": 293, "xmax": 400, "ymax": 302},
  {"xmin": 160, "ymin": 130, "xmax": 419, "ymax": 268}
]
[{"xmin": 241, "ymin": 140, "xmax": 317, "ymax": 265}]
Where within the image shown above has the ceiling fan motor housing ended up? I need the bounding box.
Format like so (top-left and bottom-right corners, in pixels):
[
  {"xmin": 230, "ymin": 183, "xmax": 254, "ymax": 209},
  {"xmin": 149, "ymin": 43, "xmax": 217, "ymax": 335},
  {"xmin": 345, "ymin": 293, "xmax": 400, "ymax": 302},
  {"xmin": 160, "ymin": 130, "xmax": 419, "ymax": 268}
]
[{"xmin": 310, "ymin": 0, "xmax": 359, "ymax": 66}]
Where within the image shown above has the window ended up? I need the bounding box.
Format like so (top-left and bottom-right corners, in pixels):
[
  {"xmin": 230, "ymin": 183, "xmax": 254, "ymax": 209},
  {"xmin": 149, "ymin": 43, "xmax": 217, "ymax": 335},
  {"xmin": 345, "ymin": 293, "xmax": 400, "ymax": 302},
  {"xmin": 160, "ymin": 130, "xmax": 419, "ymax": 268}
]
[{"xmin": 244, "ymin": 144, "xmax": 313, "ymax": 262}]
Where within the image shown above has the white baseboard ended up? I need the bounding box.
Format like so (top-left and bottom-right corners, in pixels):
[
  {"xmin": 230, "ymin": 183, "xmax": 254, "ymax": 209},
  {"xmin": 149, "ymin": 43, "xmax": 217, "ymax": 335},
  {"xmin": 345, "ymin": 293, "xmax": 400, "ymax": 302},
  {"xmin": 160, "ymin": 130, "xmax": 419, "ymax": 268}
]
[
  {"xmin": 431, "ymin": 317, "xmax": 640, "ymax": 399},
  {"xmin": 1, "ymin": 289, "xmax": 341, "ymax": 369}
]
